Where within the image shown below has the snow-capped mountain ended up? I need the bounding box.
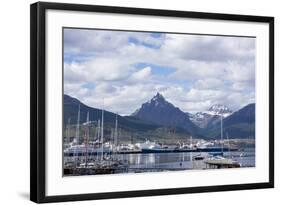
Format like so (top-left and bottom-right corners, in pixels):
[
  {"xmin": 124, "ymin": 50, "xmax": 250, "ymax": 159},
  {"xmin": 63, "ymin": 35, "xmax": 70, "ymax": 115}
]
[
  {"xmin": 206, "ymin": 104, "xmax": 233, "ymax": 117},
  {"xmin": 188, "ymin": 112, "xmax": 213, "ymax": 128},
  {"xmin": 189, "ymin": 104, "xmax": 233, "ymax": 128},
  {"xmin": 205, "ymin": 103, "xmax": 255, "ymax": 139}
]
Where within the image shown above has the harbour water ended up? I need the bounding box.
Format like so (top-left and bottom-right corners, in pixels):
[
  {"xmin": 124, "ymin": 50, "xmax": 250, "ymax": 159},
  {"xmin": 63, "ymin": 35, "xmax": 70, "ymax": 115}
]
[
  {"xmin": 64, "ymin": 148, "xmax": 255, "ymax": 175},
  {"xmin": 122, "ymin": 148, "xmax": 255, "ymax": 172}
]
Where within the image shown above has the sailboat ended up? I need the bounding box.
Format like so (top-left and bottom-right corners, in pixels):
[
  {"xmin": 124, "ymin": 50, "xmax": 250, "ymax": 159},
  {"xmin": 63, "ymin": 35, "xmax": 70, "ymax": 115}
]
[
  {"xmin": 63, "ymin": 104, "xmax": 82, "ymax": 167},
  {"xmin": 64, "ymin": 105, "xmax": 107, "ymax": 165},
  {"xmin": 204, "ymin": 115, "xmax": 241, "ymax": 169},
  {"xmin": 63, "ymin": 118, "xmax": 71, "ymax": 150},
  {"xmin": 63, "ymin": 99, "xmax": 129, "ymax": 174}
]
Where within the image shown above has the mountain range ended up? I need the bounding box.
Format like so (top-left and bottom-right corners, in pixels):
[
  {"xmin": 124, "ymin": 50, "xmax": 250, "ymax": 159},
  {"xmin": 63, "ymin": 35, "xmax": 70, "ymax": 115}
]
[
  {"xmin": 64, "ymin": 94, "xmax": 190, "ymax": 143},
  {"xmin": 204, "ymin": 103, "xmax": 255, "ymax": 139},
  {"xmin": 64, "ymin": 93, "xmax": 255, "ymax": 141},
  {"xmin": 188, "ymin": 104, "xmax": 233, "ymax": 128}
]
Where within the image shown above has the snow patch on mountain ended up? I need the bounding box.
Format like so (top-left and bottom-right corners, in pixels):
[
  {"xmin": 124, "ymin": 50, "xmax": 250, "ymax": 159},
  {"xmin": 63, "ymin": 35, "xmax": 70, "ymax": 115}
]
[
  {"xmin": 189, "ymin": 104, "xmax": 233, "ymax": 128},
  {"xmin": 205, "ymin": 104, "xmax": 232, "ymax": 117}
]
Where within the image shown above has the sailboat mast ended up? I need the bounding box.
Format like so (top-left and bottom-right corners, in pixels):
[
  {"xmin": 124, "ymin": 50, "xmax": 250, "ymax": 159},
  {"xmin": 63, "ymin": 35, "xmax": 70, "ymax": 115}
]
[
  {"xmin": 75, "ymin": 104, "xmax": 81, "ymax": 166},
  {"xmin": 97, "ymin": 120, "xmax": 100, "ymax": 141},
  {"xmin": 85, "ymin": 111, "xmax": 89, "ymax": 166},
  {"xmin": 75, "ymin": 104, "xmax": 80, "ymax": 144},
  {"xmin": 86, "ymin": 111, "xmax": 89, "ymax": 123},
  {"xmin": 221, "ymin": 114, "xmax": 223, "ymax": 153},
  {"xmin": 110, "ymin": 129, "xmax": 114, "ymax": 159},
  {"xmin": 97, "ymin": 119, "xmax": 100, "ymax": 160},
  {"xmin": 190, "ymin": 135, "xmax": 193, "ymax": 169},
  {"xmin": 114, "ymin": 113, "xmax": 118, "ymax": 159},
  {"xmin": 115, "ymin": 114, "xmax": 118, "ymax": 146},
  {"xmin": 101, "ymin": 104, "xmax": 104, "ymax": 160},
  {"xmin": 227, "ymin": 132, "xmax": 231, "ymax": 157},
  {"xmin": 67, "ymin": 118, "xmax": 70, "ymax": 145}
]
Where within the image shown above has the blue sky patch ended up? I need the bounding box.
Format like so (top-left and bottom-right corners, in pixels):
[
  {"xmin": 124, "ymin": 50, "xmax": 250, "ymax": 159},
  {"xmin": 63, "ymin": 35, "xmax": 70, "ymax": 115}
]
[
  {"xmin": 134, "ymin": 62, "xmax": 175, "ymax": 76},
  {"xmin": 128, "ymin": 37, "xmax": 161, "ymax": 49},
  {"xmin": 82, "ymin": 82, "xmax": 95, "ymax": 89}
]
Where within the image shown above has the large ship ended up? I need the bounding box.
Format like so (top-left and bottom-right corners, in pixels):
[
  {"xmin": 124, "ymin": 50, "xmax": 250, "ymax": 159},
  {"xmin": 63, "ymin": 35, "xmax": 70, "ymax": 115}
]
[
  {"xmin": 136, "ymin": 140, "xmax": 175, "ymax": 153},
  {"xmin": 196, "ymin": 141, "xmax": 237, "ymax": 152}
]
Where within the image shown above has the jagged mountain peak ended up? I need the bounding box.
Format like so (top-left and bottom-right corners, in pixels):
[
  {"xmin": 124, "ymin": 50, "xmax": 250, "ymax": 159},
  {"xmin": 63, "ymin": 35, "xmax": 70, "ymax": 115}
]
[
  {"xmin": 189, "ymin": 104, "xmax": 233, "ymax": 128},
  {"xmin": 150, "ymin": 92, "xmax": 167, "ymax": 103},
  {"xmin": 64, "ymin": 94, "xmax": 255, "ymax": 140},
  {"xmin": 153, "ymin": 92, "xmax": 164, "ymax": 99},
  {"xmin": 131, "ymin": 93, "xmax": 198, "ymax": 134},
  {"xmin": 133, "ymin": 93, "xmax": 172, "ymax": 113},
  {"xmin": 207, "ymin": 104, "xmax": 232, "ymax": 116},
  {"xmin": 204, "ymin": 103, "xmax": 255, "ymax": 139}
]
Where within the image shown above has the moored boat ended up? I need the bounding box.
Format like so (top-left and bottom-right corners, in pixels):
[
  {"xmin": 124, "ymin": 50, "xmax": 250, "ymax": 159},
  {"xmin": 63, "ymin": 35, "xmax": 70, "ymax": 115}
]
[{"xmin": 204, "ymin": 115, "xmax": 241, "ymax": 169}]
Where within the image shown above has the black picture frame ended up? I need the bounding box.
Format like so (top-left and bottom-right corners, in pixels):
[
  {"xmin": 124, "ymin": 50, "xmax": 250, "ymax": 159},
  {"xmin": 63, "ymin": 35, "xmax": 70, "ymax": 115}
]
[{"xmin": 30, "ymin": 1, "xmax": 274, "ymax": 203}]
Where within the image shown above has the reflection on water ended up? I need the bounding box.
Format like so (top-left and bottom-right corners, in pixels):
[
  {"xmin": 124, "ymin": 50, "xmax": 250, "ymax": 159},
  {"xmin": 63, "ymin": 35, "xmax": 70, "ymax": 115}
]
[
  {"xmin": 64, "ymin": 148, "xmax": 255, "ymax": 175},
  {"xmin": 123, "ymin": 148, "xmax": 255, "ymax": 171}
]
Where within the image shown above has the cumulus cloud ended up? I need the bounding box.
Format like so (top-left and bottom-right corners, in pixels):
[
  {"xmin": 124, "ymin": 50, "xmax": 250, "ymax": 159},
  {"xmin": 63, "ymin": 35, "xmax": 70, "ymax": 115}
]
[
  {"xmin": 194, "ymin": 78, "xmax": 224, "ymax": 90},
  {"xmin": 64, "ymin": 29, "xmax": 128, "ymax": 54},
  {"xmin": 161, "ymin": 34, "xmax": 255, "ymax": 62},
  {"xmin": 63, "ymin": 28, "xmax": 255, "ymax": 115},
  {"xmin": 130, "ymin": 66, "xmax": 152, "ymax": 82}
]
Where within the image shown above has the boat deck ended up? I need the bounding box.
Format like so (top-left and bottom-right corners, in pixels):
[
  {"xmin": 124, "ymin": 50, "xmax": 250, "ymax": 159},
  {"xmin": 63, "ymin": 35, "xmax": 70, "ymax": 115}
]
[{"xmin": 204, "ymin": 158, "xmax": 241, "ymax": 168}]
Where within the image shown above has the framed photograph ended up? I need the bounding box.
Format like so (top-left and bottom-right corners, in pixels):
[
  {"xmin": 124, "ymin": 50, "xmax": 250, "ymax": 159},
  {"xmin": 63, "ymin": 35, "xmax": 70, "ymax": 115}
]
[{"xmin": 30, "ymin": 2, "xmax": 274, "ymax": 203}]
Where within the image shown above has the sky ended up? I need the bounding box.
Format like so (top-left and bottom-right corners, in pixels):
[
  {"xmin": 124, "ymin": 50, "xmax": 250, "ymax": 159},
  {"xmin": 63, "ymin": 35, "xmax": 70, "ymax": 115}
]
[{"xmin": 64, "ymin": 28, "xmax": 255, "ymax": 116}]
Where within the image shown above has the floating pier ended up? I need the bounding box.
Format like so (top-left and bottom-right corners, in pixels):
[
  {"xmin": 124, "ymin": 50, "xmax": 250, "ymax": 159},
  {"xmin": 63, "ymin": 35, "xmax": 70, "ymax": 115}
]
[{"xmin": 204, "ymin": 158, "xmax": 241, "ymax": 168}]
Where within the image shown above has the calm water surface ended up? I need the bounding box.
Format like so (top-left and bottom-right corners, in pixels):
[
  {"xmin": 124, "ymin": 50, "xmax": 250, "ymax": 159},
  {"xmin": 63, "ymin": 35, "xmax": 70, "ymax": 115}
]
[
  {"xmin": 117, "ymin": 148, "xmax": 255, "ymax": 172},
  {"xmin": 64, "ymin": 148, "xmax": 255, "ymax": 175}
]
